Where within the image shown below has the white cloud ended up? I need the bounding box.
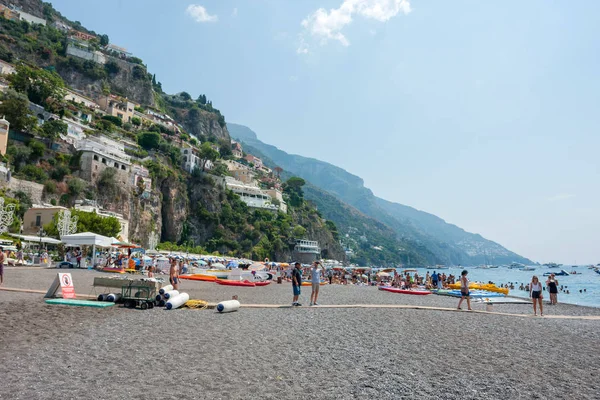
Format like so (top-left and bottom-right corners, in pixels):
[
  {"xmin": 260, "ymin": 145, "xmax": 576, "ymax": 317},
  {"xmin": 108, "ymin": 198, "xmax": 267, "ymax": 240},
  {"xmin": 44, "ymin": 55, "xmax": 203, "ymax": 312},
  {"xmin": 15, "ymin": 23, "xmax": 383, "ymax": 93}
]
[
  {"xmin": 300, "ymin": 0, "xmax": 411, "ymax": 47},
  {"xmin": 547, "ymin": 194, "xmax": 576, "ymax": 202},
  {"xmin": 186, "ymin": 4, "xmax": 218, "ymax": 23},
  {"xmin": 232, "ymin": 8, "xmax": 238, "ymax": 17},
  {"xmin": 297, "ymin": 36, "xmax": 309, "ymax": 54}
]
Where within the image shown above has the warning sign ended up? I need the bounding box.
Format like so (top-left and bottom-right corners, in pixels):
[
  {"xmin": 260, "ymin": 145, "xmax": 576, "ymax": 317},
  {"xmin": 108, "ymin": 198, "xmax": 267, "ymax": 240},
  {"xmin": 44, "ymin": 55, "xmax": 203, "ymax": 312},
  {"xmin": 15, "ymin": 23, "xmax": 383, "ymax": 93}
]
[
  {"xmin": 59, "ymin": 273, "xmax": 75, "ymax": 299},
  {"xmin": 45, "ymin": 273, "xmax": 76, "ymax": 299}
]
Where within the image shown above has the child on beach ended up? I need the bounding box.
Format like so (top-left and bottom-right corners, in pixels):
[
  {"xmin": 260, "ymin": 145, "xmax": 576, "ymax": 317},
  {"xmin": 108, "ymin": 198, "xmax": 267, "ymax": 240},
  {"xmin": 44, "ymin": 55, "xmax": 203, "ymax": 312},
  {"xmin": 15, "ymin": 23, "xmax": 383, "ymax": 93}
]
[
  {"xmin": 529, "ymin": 275, "xmax": 543, "ymax": 316},
  {"xmin": 457, "ymin": 270, "xmax": 472, "ymax": 311}
]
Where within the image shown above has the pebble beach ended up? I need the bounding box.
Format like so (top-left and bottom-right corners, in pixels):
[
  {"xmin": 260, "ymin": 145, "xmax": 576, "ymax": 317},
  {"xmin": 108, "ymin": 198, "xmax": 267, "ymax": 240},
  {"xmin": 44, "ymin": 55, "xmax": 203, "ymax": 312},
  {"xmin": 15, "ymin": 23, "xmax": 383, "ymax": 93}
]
[{"xmin": 1, "ymin": 268, "xmax": 600, "ymax": 400}]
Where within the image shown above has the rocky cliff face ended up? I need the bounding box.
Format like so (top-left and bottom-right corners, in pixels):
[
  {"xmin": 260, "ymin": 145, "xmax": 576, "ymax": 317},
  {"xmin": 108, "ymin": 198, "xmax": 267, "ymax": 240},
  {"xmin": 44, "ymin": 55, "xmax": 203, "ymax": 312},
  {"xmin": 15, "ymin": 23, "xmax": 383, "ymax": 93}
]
[
  {"xmin": 127, "ymin": 188, "xmax": 163, "ymax": 247},
  {"xmin": 57, "ymin": 58, "xmax": 155, "ymax": 106},
  {"xmin": 159, "ymin": 177, "xmax": 189, "ymax": 243}
]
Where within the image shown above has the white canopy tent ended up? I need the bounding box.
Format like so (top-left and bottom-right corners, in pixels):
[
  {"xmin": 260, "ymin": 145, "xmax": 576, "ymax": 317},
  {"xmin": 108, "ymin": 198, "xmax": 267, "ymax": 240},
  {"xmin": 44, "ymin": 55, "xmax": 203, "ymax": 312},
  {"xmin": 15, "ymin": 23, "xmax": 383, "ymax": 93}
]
[
  {"xmin": 9, "ymin": 234, "xmax": 62, "ymax": 245},
  {"xmin": 61, "ymin": 232, "xmax": 114, "ymax": 267}
]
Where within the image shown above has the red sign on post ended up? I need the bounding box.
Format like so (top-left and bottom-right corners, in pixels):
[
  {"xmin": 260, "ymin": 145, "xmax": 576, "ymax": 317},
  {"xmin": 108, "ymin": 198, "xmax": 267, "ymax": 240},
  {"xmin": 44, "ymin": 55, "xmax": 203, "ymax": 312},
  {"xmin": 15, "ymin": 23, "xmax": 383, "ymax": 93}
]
[{"xmin": 59, "ymin": 273, "xmax": 75, "ymax": 299}]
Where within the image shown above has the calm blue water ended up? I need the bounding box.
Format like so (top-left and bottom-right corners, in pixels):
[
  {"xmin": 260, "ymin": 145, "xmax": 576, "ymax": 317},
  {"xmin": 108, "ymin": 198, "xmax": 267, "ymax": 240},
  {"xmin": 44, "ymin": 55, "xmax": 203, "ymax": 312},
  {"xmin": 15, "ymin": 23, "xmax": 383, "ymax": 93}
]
[{"xmin": 407, "ymin": 266, "xmax": 600, "ymax": 308}]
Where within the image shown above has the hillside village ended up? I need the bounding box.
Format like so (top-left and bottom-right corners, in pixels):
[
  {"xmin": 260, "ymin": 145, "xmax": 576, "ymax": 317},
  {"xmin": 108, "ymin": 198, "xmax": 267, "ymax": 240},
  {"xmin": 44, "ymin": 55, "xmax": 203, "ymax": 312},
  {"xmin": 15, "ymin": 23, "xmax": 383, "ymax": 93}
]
[{"xmin": 0, "ymin": 1, "xmax": 346, "ymax": 263}]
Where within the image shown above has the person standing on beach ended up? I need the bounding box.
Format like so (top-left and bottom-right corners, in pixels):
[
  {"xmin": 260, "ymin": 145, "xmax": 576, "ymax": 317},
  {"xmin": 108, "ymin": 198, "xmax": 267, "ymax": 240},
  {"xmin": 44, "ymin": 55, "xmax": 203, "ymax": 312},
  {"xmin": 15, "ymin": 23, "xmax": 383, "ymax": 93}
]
[
  {"xmin": 0, "ymin": 246, "xmax": 4, "ymax": 286},
  {"xmin": 292, "ymin": 262, "xmax": 302, "ymax": 306},
  {"xmin": 431, "ymin": 271, "xmax": 438, "ymax": 288},
  {"xmin": 457, "ymin": 270, "xmax": 472, "ymax": 310},
  {"xmin": 546, "ymin": 274, "xmax": 559, "ymax": 305},
  {"xmin": 530, "ymin": 275, "xmax": 543, "ymax": 316},
  {"xmin": 169, "ymin": 259, "xmax": 179, "ymax": 290},
  {"xmin": 310, "ymin": 261, "xmax": 324, "ymax": 306}
]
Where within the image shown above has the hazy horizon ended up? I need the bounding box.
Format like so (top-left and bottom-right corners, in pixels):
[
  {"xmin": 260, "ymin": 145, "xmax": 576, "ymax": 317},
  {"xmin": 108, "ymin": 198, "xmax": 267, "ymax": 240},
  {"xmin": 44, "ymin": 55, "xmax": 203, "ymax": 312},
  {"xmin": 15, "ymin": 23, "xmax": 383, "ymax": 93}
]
[{"xmin": 51, "ymin": 0, "xmax": 600, "ymax": 264}]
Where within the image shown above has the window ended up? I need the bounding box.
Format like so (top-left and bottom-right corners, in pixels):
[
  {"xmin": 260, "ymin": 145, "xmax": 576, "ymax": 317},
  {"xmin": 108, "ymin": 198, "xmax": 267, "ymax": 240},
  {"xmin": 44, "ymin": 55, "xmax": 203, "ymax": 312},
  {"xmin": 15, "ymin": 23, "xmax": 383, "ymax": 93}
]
[
  {"xmin": 102, "ymin": 158, "xmax": 107, "ymax": 164},
  {"xmin": 93, "ymin": 155, "xmax": 98, "ymax": 161},
  {"xmin": 121, "ymin": 165, "xmax": 126, "ymax": 170},
  {"xmin": 117, "ymin": 113, "xmax": 123, "ymax": 119},
  {"xmin": 35, "ymin": 215, "xmax": 41, "ymax": 227},
  {"xmin": 114, "ymin": 162, "xmax": 119, "ymax": 168}
]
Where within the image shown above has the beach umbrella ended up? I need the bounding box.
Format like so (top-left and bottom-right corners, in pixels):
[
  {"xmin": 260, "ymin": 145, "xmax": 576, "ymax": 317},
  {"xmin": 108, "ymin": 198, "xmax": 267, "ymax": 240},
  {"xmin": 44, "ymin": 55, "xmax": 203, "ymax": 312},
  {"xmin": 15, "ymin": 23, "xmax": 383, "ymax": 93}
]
[
  {"xmin": 280, "ymin": 263, "xmax": 289, "ymax": 267},
  {"xmin": 249, "ymin": 263, "xmax": 266, "ymax": 271},
  {"xmin": 197, "ymin": 260, "xmax": 207, "ymax": 266},
  {"xmin": 377, "ymin": 272, "xmax": 390, "ymax": 277},
  {"xmin": 212, "ymin": 262, "xmax": 226, "ymax": 269},
  {"xmin": 112, "ymin": 241, "xmax": 139, "ymax": 249},
  {"xmin": 227, "ymin": 260, "xmax": 239, "ymax": 268}
]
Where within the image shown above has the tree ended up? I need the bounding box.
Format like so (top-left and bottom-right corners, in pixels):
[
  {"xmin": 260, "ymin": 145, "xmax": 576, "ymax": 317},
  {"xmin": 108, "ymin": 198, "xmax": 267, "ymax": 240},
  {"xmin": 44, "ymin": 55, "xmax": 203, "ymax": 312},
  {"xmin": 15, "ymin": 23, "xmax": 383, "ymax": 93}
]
[
  {"xmin": 131, "ymin": 116, "xmax": 141, "ymax": 126},
  {"xmin": 137, "ymin": 131, "xmax": 161, "ymax": 150},
  {"xmin": 99, "ymin": 34, "xmax": 109, "ymax": 46},
  {"xmin": 104, "ymin": 60, "xmax": 120, "ymax": 75},
  {"xmin": 283, "ymin": 177, "xmax": 306, "ymax": 207},
  {"xmin": 67, "ymin": 177, "xmax": 86, "ymax": 198},
  {"xmin": 199, "ymin": 142, "xmax": 219, "ymax": 171},
  {"xmin": 0, "ymin": 89, "xmax": 37, "ymax": 132},
  {"xmin": 13, "ymin": 191, "xmax": 32, "ymax": 219},
  {"xmin": 7, "ymin": 145, "xmax": 32, "ymax": 171},
  {"xmin": 293, "ymin": 225, "xmax": 307, "ymax": 238},
  {"xmin": 180, "ymin": 92, "xmax": 191, "ymax": 101},
  {"xmin": 40, "ymin": 119, "xmax": 67, "ymax": 141},
  {"xmin": 102, "ymin": 115, "xmax": 122, "ymax": 127},
  {"xmin": 8, "ymin": 64, "xmax": 66, "ymax": 106},
  {"xmin": 196, "ymin": 94, "xmax": 207, "ymax": 105},
  {"xmin": 45, "ymin": 209, "xmax": 121, "ymax": 238},
  {"xmin": 27, "ymin": 140, "xmax": 46, "ymax": 161}
]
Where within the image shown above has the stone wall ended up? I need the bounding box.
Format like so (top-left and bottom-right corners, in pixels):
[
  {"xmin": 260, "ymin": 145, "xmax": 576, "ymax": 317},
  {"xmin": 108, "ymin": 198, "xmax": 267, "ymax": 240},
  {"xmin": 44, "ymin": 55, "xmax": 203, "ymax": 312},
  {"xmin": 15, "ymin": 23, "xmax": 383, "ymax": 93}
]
[{"xmin": 0, "ymin": 173, "xmax": 44, "ymax": 204}]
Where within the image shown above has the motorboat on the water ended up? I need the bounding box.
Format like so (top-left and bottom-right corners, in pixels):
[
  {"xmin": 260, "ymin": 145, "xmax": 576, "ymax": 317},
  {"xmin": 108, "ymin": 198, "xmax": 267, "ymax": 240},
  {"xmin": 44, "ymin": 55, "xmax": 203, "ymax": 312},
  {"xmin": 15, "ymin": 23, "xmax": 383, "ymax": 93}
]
[
  {"xmin": 543, "ymin": 269, "xmax": 570, "ymax": 276},
  {"xmin": 543, "ymin": 262, "xmax": 562, "ymax": 268},
  {"xmin": 509, "ymin": 262, "xmax": 526, "ymax": 269},
  {"xmin": 522, "ymin": 267, "xmax": 535, "ymax": 271}
]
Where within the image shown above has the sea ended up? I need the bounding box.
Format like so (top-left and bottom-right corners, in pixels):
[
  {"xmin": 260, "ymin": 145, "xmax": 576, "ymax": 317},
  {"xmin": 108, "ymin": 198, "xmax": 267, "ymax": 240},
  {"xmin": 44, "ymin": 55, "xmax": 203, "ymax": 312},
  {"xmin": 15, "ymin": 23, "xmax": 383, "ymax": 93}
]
[{"xmin": 407, "ymin": 266, "xmax": 600, "ymax": 308}]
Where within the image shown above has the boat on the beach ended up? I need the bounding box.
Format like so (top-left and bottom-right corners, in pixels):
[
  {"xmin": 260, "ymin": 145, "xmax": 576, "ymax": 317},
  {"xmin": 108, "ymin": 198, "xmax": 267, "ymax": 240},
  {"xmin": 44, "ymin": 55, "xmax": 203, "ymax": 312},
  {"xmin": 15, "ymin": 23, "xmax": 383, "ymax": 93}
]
[
  {"xmin": 433, "ymin": 289, "xmax": 506, "ymax": 298},
  {"xmin": 101, "ymin": 267, "xmax": 125, "ymax": 274},
  {"xmin": 447, "ymin": 282, "xmax": 509, "ymax": 295},
  {"xmin": 378, "ymin": 286, "xmax": 432, "ymax": 295},
  {"xmin": 301, "ymin": 281, "xmax": 328, "ymax": 286},
  {"xmin": 522, "ymin": 267, "xmax": 536, "ymax": 271},
  {"xmin": 179, "ymin": 274, "xmax": 217, "ymax": 282},
  {"xmin": 254, "ymin": 281, "xmax": 271, "ymax": 287},
  {"xmin": 215, "ymin": 279, "xmax": 256, "ymax": 287}
]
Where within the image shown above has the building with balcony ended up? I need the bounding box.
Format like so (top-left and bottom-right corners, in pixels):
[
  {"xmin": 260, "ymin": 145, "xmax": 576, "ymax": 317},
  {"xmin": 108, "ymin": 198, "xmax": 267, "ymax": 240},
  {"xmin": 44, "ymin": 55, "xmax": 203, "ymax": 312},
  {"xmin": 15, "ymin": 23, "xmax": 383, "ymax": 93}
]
[
  {"xmin": 70, "ymin": 30, "xmax": 96, "ymax": 41},
  {"xmin": 60, "ymin": 118, "xmax": 87, "ymax": 147},
  {"xmin": 104, "ymin": 44, "xmax": 132, "ymax": 58},
  {"xmin": 22, "ymin": 204, "xmax": 68, "ymax": 235},
  {"xmin": 225, "ymin": 177, "xmax": 279, "ymax": 212},
  {"xmin": 77, "ymin": 136, "xmax": 131, "ymax": 185},
  {"xmin": 131, "ymin": 164, "xmax": 152, "ymax": 195},
  {"xmin": 245, "ymin": 154, "xmax": 263, "ymax": 169},
  {"xmin": 65, "ymin": 89, "xmax": 100, "ymax": 110},
  {"xmin": 18, "ymin": 10, "xmax": 46, "ymax": 25},
  {"xmin": 231, "ymin": 140, "xmax": 243, "ymax": 158},
  {"xmin": 97, "ymin": 95, "xmax": 138, "ymax": 123},
  {"xmin": 264, "ymin": 189, "xmax": 287, "ymax": 213}
]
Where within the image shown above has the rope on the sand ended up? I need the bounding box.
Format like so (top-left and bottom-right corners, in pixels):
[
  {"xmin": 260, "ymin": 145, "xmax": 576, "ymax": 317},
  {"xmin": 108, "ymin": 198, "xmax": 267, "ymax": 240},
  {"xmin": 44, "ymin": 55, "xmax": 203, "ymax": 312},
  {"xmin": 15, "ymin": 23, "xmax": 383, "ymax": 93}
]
[{"xmin": 182, "ymin": 300, "xmax": 209, "ymax": 310}]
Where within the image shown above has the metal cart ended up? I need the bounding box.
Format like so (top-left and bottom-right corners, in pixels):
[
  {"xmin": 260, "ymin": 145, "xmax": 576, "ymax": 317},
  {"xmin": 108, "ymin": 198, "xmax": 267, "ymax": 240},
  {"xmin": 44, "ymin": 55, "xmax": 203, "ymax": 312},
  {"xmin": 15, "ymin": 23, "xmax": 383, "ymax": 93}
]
[{"xmin": 121, "ymin": 283, "xmax": 155, "ymax": 310}]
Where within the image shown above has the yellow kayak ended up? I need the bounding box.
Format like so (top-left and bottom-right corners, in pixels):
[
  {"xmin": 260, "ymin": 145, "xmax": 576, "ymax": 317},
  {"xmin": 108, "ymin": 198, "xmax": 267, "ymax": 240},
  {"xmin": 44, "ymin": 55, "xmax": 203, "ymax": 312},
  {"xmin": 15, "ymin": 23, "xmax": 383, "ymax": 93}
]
[
  {"xmin": 448, "ymin": 282, "xmax": 509, "ymax": 295},
  {"xmin": 301, "ymin": 281, "xmax": 328, "ymax": 286}
]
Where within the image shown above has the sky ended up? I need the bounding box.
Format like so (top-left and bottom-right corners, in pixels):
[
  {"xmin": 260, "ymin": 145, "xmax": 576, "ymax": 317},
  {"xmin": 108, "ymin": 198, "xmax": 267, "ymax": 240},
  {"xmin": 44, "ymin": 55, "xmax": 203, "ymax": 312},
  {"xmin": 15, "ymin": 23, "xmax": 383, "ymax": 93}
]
[{"xmin": 50, "ymin": 0, "xmax": 600, "ymax": 264}]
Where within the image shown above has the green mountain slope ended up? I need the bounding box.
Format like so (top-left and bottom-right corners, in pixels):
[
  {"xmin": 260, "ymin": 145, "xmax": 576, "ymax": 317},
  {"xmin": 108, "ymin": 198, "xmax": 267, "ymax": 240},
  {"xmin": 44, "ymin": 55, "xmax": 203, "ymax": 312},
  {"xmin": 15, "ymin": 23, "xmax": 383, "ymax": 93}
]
[{"xmin": 228, "ymin": 123, "xmax": 533, "ymax": 266}]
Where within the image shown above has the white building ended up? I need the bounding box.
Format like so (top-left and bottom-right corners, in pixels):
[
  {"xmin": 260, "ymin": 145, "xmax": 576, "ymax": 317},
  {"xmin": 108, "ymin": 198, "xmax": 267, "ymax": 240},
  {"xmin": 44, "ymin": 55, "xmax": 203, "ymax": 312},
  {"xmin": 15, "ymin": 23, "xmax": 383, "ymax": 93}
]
[
  {"xmin": 60, "ymin": 118, "xmax": 87, "ymax": 147},
  {"xmin": 64, "ymin": 89, "xmax": 100, "ymax": 110},
  {"xmin": 181, "ymin": 146, "xmax": 200, "ymax": 173},
  {"xmin": 76, "ymin": 136, "xmax": 132, "ymax": 185},
  {"xmin": 18, "ymin": 11, "xmax": 46, "ymax": 26},
  {"xmin": 264, "ymin": 189, "xmax": 287, "ymax": 213},
  {"xmin": 74, "ymin": 200, "xmax": 129, "ymax": 242},
  {"xmin": 225, "ymin": 177, "xmax": 279, "ymax": 212}
]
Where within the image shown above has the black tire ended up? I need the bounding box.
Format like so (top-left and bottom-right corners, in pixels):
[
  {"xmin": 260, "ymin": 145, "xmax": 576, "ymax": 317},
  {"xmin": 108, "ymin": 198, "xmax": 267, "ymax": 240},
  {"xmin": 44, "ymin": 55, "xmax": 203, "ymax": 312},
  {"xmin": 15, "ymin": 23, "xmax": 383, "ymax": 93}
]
[
  {"xmin": 148, "ymin": 302, "xmax": 154, "ymax": 309},
  {"xmin": 126, "ymin": 300, "xmax": 135, "ymax": 308},
  {"xmin": 140, "ymin": 302, "xmax": 148, "ymax": 310}
]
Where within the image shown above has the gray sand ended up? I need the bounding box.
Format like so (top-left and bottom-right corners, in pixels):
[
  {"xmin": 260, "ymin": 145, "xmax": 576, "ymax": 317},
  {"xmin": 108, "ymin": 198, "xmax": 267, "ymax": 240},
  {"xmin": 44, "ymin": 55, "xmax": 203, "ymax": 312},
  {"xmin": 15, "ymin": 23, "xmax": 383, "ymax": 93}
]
[{"xmin": 1, "ymin": 268, "xmax": 600, "ymax": 400}]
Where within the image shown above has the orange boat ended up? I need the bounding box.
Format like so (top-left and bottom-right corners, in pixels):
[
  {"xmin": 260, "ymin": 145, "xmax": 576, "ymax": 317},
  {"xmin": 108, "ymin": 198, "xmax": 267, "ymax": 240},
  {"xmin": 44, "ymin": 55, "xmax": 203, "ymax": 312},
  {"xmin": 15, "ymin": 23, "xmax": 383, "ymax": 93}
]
[
  {"xmin": 101, "ymin": 267, "xmax": 125, "ymax": 274},
  {"xmin": 179, "ymin": 274, "xmax": 217, "ymax": 282}
]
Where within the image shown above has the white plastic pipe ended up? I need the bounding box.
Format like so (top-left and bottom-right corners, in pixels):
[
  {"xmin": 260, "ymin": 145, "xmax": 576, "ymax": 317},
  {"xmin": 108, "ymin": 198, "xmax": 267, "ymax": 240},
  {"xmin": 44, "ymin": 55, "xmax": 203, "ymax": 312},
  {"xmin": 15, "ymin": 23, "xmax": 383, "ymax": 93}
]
[
  {"xmin": 216, "ymin": 300, "xmax": 241, "ymax": 313},
  {"xmin": 155, "ymin": 294, "xmax": 163, "ymax": 302},
  {"xmin": 163, "ymin": 290, "xmax": 179, "ymax": 300},
  {"xmin": 159, "ymin": 285, "xmax": 173, "ymax": 295},
  {"xmin": 166, "ymin": 293, "xmax": 190, "ymax": 310}
]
